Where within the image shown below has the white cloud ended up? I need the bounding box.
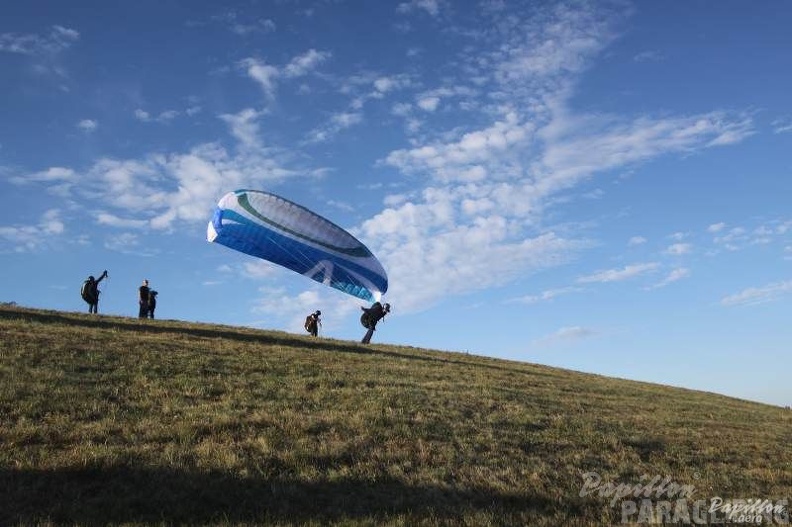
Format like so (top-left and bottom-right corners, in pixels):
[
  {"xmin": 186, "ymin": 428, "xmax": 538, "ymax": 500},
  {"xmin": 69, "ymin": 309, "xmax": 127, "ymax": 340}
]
[
  {"xmin": 157, "ymin": 110, "xmax": 178, "ymax": 122},
  {"xmin": 707, "ymin": 222, "xmax": 726, "ymax": 233},
  {"xmin": 219, "ymin": 108, "xmax": 264, "ymax": 148},
  {"xmin": 96, "ymin": 213, "xmax": 148, "ymax": 229},
  {"xmin": 104, "ymin": 232, "xmax": 141, "ymax": 253},
  {"xmin": 0, "ymin": 209, "xmax": 64, "ymax": 252},
  {"xmin": 665, "ymin": 243, "xmax": 692, "ymax": 256},
  {"xmin": 577, "ymin": 263, "xmax": 659, "ymax": 284},
  {"xmin": 77, "ymin": 119, "xmax": 98, "ymax": 132},
  {"xmin": 707, "ymin": 219, "xmax": 790, "ymax": 253},
  {"xmin": 283, "ymin": 49, "xmax": 331, "ymax": 78},
  {"xmin": 512, "ymin": 286, "xmax": 582, "ymax": 304},
  {"xmin": 242, "ymin": 49, "xmax": 330, "ymax": 101},
  {"xmin": 40, "ymin": 209, "xmax": 64, "ymax": 234},
  {"xmin": 628, "ymin": 236, "xmax": 647, "ymax": 246},
  {"xmin": 385, "ymin": 111, "xmax": 533, "ymax": 183},
  {"xmin": 360, "ymin": 192, "xmax": 587, "ymax": 311},
  {"xmin": 307, "ymin": 111, "xmax": 363, "ymax": 143},
  {"xmin": 397, "ymin": 0, "xmax": 443, "ymax": 17},
  {"xmin": 633, "ymin": 50, "xmax": 663, "ymax": 63},
  {"xmin": 373, "ymin": 75, "xmax": 412, "ymax": 94},
  {"xmin": 533, "ymin": 326, "xmax": 599, "ymax": 346},
  {"xmin": 0, "ymin": 25, "xmax": 79, "ymax": 56},
  {"xmin": 229, "ymin": 18, "xmax": 276, "ymax": 36},
  {"xmin": 417, "ymin": 96, "xmax": 440, "ymax": 112},
  {"xmin": 242, "ymin": 261, "xmax": 279, "ymax": 279},
  {"xmin": 11, "ymin": 167, "xmax": 76, "ymax": 185},
  {"xmin": 241, "ymin": 58, "xmax": 280, "ymax": 99},
  {"xmin": 647, "ymin": 268, "xmax": 690, "ymax": 290},
  {"xmin": 721, "ymin": 281, "xmax": 792, "ymax": 307},
  {"xmin": 771, "ymin": 119, "xmax": 792, "ymax": 134},
  {"xmin": 713, "ymin": 226, "xmax": 749, "ymax": 251},
  {"xmin": 538, "ymin": 112, "xmax": 755, "ymax": 196}
]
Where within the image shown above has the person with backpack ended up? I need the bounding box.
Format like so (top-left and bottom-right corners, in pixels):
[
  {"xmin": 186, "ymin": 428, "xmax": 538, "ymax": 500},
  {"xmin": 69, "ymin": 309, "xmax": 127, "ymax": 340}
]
[
  {"xmin": 81, "ymin": 270, "xmax": 108, "ymax": 314},
  {"xmin": 360, "ymin": 301, "xmax": 390, "ymax": 344},
  {"xmin": 138, "ymin": 279, "xmax": 150, "ymax": 319},
  {"xmin": 147, "ymin": 290, "xmax": 158, "ymax": 319},
  {"xmin": 304, "ymin": 310, "xmax": 321, "ymax": 337}
]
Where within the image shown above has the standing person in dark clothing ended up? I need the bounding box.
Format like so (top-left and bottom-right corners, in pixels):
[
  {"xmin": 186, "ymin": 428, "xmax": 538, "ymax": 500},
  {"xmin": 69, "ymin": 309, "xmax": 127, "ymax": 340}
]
[
  {"xmin": 147, "ymin": 290, "xmax": 158, "ymax": 319},
  {"xmin": 138, "ymin": 279, "xmax": 150, "ymax": 318},
  {"xmin": 81, "ymin": 270, "xmax": 108, "ymax": 314},
  {"xmin": 304, "ymin": 310, "xmax": 321, "ymax": 337},
  {"xmin": 360, "ymin": 302, "xmax": 390, "ymax": 344}
]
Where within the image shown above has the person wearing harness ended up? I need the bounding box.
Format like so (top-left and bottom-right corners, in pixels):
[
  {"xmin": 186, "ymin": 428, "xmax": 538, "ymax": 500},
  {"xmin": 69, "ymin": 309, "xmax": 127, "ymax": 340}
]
[
  {"xmin": 138, "ymin": 279, "xmax": 151, "ymax": 319},
  {"xmin": 81, "ymin": 270, "xmax": 108, "ymax": 314},
  {"xmin": 304, "ymin": 310, "xmax": 322, "ymax": 337},
  {"xmin": 360, "ymin": 301, "xmax": 390, "ymax": 344}
]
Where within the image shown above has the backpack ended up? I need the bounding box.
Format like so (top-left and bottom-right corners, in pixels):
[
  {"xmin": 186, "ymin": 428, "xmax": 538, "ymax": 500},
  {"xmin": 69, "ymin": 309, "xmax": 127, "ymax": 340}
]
[
  {"xmin": 305, "ymin": 315, "xmax": 317, "ymax": 333},
  {"xmin": 81, "ymin": 280, "xmax": 96, "ymax": 303},
  {"xmin": 360, "ymin": 302, "xmax": 382, "ymax": 329}
]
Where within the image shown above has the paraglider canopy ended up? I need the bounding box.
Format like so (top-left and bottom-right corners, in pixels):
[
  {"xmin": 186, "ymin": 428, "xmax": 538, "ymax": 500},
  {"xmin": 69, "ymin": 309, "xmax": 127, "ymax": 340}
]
[{"xmin": 207, "ymin": 189, "xmax": 388, "ymax": 302}]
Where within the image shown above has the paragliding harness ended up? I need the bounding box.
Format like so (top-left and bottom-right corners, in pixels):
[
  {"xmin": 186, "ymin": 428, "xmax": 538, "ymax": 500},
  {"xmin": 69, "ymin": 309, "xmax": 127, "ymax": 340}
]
[
  {"xmin": 360, "ymin": 302, "xmax": 390, "ymax": 330},
  {"xmin": 81, "ymin": 270, "xmax": 108, "ymax": 304},
  {"xmin": 80, "ymin": 279, "xmax": 97, "ymax": 304},
  {"xmin": 305, "ymin": 311, "xmax": 321, "ymax": 336}
]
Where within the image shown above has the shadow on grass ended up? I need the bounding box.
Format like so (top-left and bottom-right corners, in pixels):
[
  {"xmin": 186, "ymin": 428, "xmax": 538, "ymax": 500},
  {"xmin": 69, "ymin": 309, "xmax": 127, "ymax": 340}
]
[{"xmin": 0, "ymin": 464, "xmax": 556, "ymax": 525}]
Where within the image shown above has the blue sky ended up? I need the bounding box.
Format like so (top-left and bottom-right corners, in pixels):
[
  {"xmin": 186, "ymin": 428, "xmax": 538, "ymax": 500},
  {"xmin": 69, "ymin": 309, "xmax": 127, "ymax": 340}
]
[{"xmin": 1, "ymin": 1, "xmax": 790, "ymax": 407}]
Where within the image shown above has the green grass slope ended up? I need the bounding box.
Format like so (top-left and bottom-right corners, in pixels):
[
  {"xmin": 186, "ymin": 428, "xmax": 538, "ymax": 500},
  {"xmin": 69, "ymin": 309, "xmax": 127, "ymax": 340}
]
[{"xmin": 1, "ymin": 306, "xmax": 790, "ymax": 526}]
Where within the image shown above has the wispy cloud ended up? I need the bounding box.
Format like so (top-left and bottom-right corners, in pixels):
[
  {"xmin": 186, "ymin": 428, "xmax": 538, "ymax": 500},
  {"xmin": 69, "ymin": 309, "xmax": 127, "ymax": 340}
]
[
  {"xmin": 721, "ymin": 280, "xmax": 792, "ymax": 307},
  {"xmin": 771, "ymin": 118, "xmax": 792, "ymax": 134},
  {"xmin": 96, "ymin": 213, "xmax": 148, "ymax": 229},
  {"xmin": 306, "ymin": 111, "xmax": 363, "ymax": 143},
  {"xmin": 134, "ymin": 109, "xmax": 183, "ymax": 124},
  {"xmin": 0, "ymin": 25, "xmax": 79, "ymax": 56},
  {"xmin": 284, "ymin": 49, "xmax": 331, "ymax": 78},
  {"xmin": 77, "ymin": 119, "xmax": 98, "ymax": 132},
  {"xmin": 538, "ymin": 112, "xmax": 755, "ymax": 196},
  {"xmin": 511, "ymin": 286, "xmax": 583, "ymax": 304},
  {"xmin": 665, "ymin": 243, "xmax": 692, "ymax": 256},
  {"xmin": 0, "ymin": 209, "xmax": 64, "ymax": 252},
  {"xmin": 577, "ymin": 263, "xmax": 659, "ymax": 284},
  {"xmin": 628, "ymin": 236, "xmax": 647, "ymax": 246},
  {"xmin": 241, "ymin": 49, "xmax": 331, "ymax": 101},
  {"xmin": 532, "ymin": 326, "xmax": 599, "ymax": 347},
  {"xmin": 217, "ymin": 12, "xmax": 276, "ymax": 36},
  {"xmin": 397, "ymin": 0, "xmax": 444, "ymax": 17},
  {"xmin": 1, "ymin": 25, "xmax": 80, "ymax": 82},
  {"xmin": 633, "ymin": 50, "xmax": 664, "ymax": 62},
  {"xmin": 647, "ymin": 267, "xmax": 690, "ymax": 290}
]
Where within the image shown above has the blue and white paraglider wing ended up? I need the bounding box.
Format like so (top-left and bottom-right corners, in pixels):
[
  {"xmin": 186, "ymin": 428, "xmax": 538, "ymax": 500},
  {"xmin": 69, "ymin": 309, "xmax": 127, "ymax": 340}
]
[{"xmin": 207, "ymin": 189, "xmax": 388, "ymax": 302}]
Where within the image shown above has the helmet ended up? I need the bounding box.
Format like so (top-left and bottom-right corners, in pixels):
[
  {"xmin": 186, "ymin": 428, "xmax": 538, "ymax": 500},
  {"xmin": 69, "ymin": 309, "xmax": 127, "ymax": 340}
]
[
  {"xmin": 88, "ymin": 276, "xmax": 95, "ymax": 281},
  {"xmin": 315, "ymin": 310, "xmax": 321, "ymax": 316},
  {"xmin": 383, "ymin": 303, "xmax": 391, "ymax": 312}
]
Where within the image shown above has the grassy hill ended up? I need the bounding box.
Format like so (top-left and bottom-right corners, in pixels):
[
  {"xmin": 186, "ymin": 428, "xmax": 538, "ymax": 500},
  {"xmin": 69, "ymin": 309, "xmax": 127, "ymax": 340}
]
[{"xmin": 1, "ymin": 305, "xmax": 790, "ymax": 526}]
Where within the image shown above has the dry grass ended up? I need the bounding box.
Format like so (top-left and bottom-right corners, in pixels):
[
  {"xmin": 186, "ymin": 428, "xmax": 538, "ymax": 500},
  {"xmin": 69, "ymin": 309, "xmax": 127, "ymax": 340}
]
[{"xmin": 1, "ymin": 305, "xmax": 790, "ymax": 526}]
